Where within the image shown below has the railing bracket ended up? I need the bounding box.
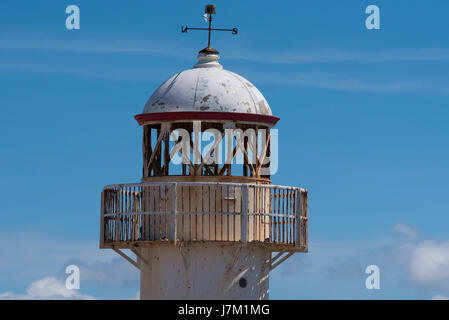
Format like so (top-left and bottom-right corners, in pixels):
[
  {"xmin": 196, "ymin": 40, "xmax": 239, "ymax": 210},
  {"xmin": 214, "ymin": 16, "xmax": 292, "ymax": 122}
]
[
  {"xmin": 270, "ymin": 251, "xmax": 295, "ymax": 271},
  {"xmin": 113, "ymin": 248, "xmax": 140, "ymax": 270}
]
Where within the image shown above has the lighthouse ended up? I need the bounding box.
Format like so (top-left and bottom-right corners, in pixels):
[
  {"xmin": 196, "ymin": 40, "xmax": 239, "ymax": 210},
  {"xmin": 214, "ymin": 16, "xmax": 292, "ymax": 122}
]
[{"xmin": 99, "ymin": 5, "xmax": 308, "ymax": 300}]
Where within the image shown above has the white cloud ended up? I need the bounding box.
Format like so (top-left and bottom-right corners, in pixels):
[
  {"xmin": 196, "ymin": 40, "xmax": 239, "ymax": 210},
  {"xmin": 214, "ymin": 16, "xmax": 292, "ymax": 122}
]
[
  {"xmin": 69, "ymin": 256, "xmax": 139, "ymax": 286},
  {"xmin": 3, "ymin": 224, "xmax": 449, "ymax": 299},
  {"xmin": 432, "ymin": 294, "xmax": 449, "ymax": 300},
  {"xmin": 0, "ymin": 277, "xmax": 95, "ymax": 300},
  {"xmin": 3, "ymin": 35, "xmax": 449, "ymax": 64},
  {"xmin": 230, "ymin": 48, "xmax": 449, "ymax": 64},
  {"xmin": 0, "ymin": 231, "xmax": 139, "ymax": 299},
  {"xmin": 409, "ymin": 241, "xmax": 449, "ymax": 290},
  {"xmin": 273, "ymin": 223, "xmax": 449, "ymax": 298},
  {"xmin": 0, "ymin": 231, "xmax": 115, "ymax": 282},
  {"xmin": 252, "ymin": 72, "xmax": 449, "ymax": 94},
  {"xmin": 0, "ymin": 35, "xmax": 191, "ymax": 59},
  {"xmin": 2, "ymin": 34, "xmax": 449, "ymax": 93},
  {"xmin": 393, "ymin": 223, "xmax": 417, "ymax": 238}
]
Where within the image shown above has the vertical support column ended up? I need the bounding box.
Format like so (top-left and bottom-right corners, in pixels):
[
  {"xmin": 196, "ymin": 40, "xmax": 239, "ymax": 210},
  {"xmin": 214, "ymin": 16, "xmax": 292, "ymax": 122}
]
[
  {"xmin": 303, "ymin": 190, "xmax": 308, "ymax": 251},
  {"xmin": 163, "ymin": 124, "xmax": 170, "ymax": 175},
  {"xmin": 192, "ymin": 121, "xmax": 201, "ymax": 176},
  {"xmin": 142, "ymin": 126, "xmax": 148, "ymax": 178},
  {"xmin": 241, "ymin": 184, "xmax": 249, "ymax": 244},
  {"xmin": 243, "ymin": 136, "xmax": 248, "ymax": 177},
  {"xmin": 156, "ymin": 126, "xmax": 162, "ymax": 175},
  {"xmin": 115, "ymin": 188, "xmax": 121, "ymax": 242},
  {"xmin": 294, "ymin": 188, "xmax": 302, "ymax": 248},
  {"xmin": 100, "ymin": 190, "xmax": 105, "ymax": 248},
  {"xmin": 262, "ymin": 128, "xmax": 271, "ymax": 179},
  {"xmin": 172, "ymin": 183, "xmax": 178, "ymax": 244},
  {"xmin": 142, "ymin": 127, "xmax": 147, "ymax": 178},
  {"xmin": 223, "ymin": 122, "xmax": 235, "ymax": 177},
  {"xmin": 143, "ymin": 126, "xmax": 153, "ymax": 178}
]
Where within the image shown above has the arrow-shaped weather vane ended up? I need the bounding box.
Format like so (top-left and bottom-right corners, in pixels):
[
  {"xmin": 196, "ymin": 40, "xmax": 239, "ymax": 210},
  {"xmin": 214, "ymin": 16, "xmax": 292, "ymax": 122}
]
[{"xmin": 181, "ymin": 4, "xmax": 238, "ymax": 54}]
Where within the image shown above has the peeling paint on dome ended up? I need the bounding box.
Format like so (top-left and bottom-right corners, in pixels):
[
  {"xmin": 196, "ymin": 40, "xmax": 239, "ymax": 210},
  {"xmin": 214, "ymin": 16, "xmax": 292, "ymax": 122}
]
[
  {"xmin": 258, "ymin": 101, "xmax": 269, "ymax": 115},
  {"xmin": 142, "ymin": 53, "xmax": 272, "ymax": 115},
  {"xmin": 202, "ymin": 94, "xmax": 211, "ymax": 103}
]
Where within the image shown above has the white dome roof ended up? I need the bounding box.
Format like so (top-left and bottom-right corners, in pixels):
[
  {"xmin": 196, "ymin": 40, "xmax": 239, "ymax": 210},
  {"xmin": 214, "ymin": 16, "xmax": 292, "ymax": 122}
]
[{"xmin": 142, "ymin": 53, "xmax": 271, "ymax": 115}]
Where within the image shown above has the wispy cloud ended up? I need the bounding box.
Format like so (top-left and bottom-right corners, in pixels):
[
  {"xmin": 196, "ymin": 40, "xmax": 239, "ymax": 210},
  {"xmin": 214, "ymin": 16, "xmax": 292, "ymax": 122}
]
[
  {"xmin": 432, "ymin": 294, "xmax": 449, "ymax": 300},
  {"xmin": 2, "ymin": 224, "xmax": 449, "ymax": 299},
  {"xmin": 0, "ymin": 35, "xmax": 193, "ymax": 59},
  {"xmin": 0, "ymin": 277, "xmax": 95, "ymax": 300},
  {"xmin": 393, "ymin": 223, "xmax": 418, "ymax": 238},
  {"xmin": 0, "ymin": 232, "xmax": 138, "ymax": 300},
  {"xmin": 1, "ymin": 55, "xmax": 448, "ymax": 94},
  {"xmin": 0, "ymin": 57, "xmax": 156, "ymax": 82},
  {"xmin": 3, "ymin": 34, "xmax": 449, "ymax": 64},
  {"xmin": 64, "ymin": 257, "xmax": 138, "ymax": 287},
  {"xmin": 253, "ymin": 72, "xmax": 449, "ymax": 94},
  {"xmin": 1, "ymin": 34, "xmax": 449, "ymax": 93},
  {"xmin": 0, "ymin": 231, "xmax": 115, "ymax": 283},
  {"xmin": 409, "ymin": 241, "xmax": 449, "ymax": 291},
  {"xmin": 227, "ymin": 48, "xmax": 449, "ymax": 64},
  {"xmin": 273, "ymin": 223, "xmax": 449, "ymax": 299}
]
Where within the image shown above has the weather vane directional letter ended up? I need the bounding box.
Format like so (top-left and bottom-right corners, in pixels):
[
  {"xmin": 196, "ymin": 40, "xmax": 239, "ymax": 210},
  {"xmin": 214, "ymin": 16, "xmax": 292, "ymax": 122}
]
[{"xmin": 181, "ymin": 4, "xmax": 238, "ymax": 54}]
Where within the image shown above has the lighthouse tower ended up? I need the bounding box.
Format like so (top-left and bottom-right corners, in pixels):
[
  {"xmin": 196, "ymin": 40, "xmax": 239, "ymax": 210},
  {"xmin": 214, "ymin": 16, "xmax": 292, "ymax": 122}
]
[{"xmin": 100, "ymin": 5, "xmax": 308, "ymax": 300}]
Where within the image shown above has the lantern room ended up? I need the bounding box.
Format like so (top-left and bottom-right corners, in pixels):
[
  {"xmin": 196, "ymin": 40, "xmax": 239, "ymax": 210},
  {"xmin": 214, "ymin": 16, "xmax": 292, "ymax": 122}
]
[{"xmin": 135, "ymin": 51, "xmax": 279, "ymax": 184}]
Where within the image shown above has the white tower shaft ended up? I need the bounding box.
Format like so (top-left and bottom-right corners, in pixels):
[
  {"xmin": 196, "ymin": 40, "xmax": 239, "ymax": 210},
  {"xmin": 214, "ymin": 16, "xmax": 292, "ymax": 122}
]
[{"xmin": 139, "ymin": 243, "xmax": 270, "ymax": 299}]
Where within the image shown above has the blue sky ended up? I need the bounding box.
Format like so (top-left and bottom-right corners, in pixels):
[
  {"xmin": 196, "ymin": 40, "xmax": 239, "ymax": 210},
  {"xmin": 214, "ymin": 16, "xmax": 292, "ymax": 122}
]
[{"xmin": 1, "ymin": 0, "xmax": 449, "ymax": 299}]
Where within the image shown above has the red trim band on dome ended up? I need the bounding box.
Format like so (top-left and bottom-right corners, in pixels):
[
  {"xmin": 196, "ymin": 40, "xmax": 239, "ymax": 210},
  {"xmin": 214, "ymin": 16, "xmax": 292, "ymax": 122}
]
[{"xmin": 134, "ymin": 111, "xmax": 280, "ymax": 126}]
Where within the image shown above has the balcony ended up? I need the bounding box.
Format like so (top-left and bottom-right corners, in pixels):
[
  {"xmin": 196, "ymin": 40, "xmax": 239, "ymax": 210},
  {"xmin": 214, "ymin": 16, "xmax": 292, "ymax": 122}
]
[{"xmin": 100, "ymin": 182, "xmax": 308, "ymax": 252}]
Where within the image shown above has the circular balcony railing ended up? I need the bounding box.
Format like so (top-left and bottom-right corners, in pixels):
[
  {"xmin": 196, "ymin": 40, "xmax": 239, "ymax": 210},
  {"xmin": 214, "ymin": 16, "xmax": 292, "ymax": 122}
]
[{"xmin": 100, "ymin": 182, "xmax": 308, "ymax": 252}]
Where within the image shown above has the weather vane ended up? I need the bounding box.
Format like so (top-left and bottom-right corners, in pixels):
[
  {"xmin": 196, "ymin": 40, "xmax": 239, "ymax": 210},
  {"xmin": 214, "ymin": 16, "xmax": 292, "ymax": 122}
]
[{"xmin": 181, "ymin": 4, "xmax": 238, "ymax": 54}]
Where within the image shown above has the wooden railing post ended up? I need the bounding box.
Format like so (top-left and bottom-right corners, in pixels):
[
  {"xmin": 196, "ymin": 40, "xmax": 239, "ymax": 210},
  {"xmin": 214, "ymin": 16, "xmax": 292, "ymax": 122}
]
[
  {"xmin": 294, "ymin": 189, "xmax": 302, "ymax": 248},
  {"xmin": 115, "ymin": 188, "xmax": 121, "ymax": 242},
  {"xmin": 303, "ymin": 190, "xmax": 308, "ymax": 251},
  {"xmin": 172, "ymin": 183, "xmax": 178, "ymax": 244},
  {"xmin": 100, "ymin": 190, "xmax": 105, "ymax": 248},
  {"xmin": 241, "ymin": 185, "xmax": 249, "ymax": 244}
]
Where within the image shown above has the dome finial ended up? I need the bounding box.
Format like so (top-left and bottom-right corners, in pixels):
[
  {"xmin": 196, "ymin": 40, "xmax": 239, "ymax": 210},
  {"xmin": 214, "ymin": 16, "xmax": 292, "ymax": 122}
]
[
  {"xmin": 181, "ymin": 4, "xmax": 238, "ymax": 55},
  {"xmin": 193, "ymin": 51, "xmax": 222, "ymax": 69}
]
